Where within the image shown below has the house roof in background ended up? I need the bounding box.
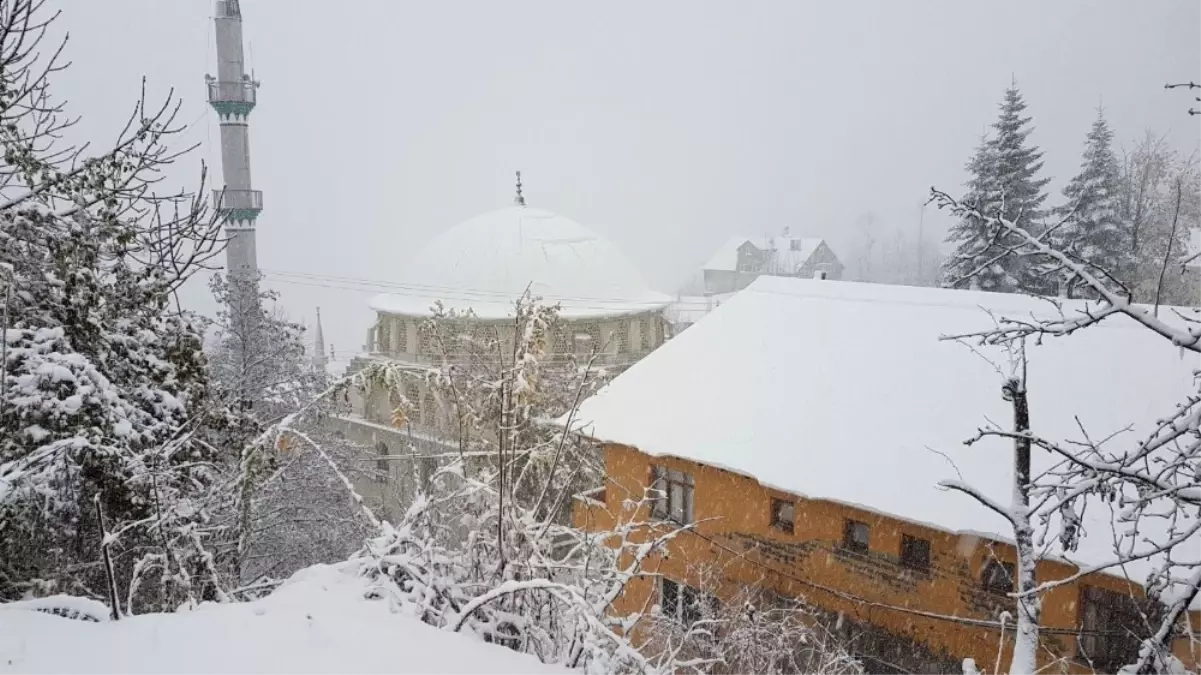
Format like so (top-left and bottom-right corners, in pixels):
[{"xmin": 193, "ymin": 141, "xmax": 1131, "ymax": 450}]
[{"xmin": 700, "ymin": 235, "xmax": 827, "ymax": 272}]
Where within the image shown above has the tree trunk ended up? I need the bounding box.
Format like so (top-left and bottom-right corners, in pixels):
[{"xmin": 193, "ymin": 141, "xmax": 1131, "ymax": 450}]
[
  {"xmin": 94, "ymin": 495, "xmax": 122, "ymax": 621},
  {"xmin": 1007, "ymin": 376, "xmax": 1040, "ymax": 675}
]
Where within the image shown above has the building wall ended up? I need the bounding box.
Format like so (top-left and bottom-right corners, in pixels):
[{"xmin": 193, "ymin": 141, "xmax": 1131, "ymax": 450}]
[
  {"xmin": 368, "ymin": 311, "xmax": 666, "ymax": 362},
  {"xmin": 797, "ymin": 241, "xmax": 846, "ymax": 280},
  {"xmin": 573, "ymin": 443, "xmax": 1200, "ymax": 674},
  {"xmin": 703, "ymin": 269, "xmax": 759, "ymax": 295},
  {"xmin": 704, "ymin": 243, "xmax": 846, "ymax": 292}
]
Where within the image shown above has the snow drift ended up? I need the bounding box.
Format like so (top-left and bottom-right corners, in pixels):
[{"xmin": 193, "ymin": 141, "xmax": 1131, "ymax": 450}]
[{"xmin": 0, "ymin": 564, "xmax": 563, "ymax": 674}]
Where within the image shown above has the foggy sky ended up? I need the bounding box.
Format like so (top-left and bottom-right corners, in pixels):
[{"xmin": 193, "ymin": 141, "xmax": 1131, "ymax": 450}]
[{"xmin": 54, "ymin": 1, "xmax": 1200, "ymax": 357}]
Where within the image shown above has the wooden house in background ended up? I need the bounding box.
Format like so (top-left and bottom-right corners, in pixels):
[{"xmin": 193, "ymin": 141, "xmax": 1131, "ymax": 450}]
[{"xmin": 569, "ymin": 276, "xmax": 1201, "ymax": 674}]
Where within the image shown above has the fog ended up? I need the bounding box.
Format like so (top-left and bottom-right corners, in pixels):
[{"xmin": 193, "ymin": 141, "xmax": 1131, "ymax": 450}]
[{"xmin": 53, "ymin": 0, "xmax": 1199, "ymax": 356}]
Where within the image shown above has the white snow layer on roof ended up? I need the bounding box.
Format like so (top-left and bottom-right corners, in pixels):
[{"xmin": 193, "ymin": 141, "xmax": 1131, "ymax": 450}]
[
  {"xmin": 369, "ymin": 206, "xmax": 669, "ymax": 320},
  {"xmin": 568, "ymin": 276, "xmax": 1201, "ymax": 602},
  {"xmin": 701, "ymin": 236, "xmax": 755, "ymax": 271},
  {"xmin": 0, "ymin": 564, "xmax": 562, "ymax": 674},
  {"xmin": 664, "ymin": 293, "xmax": 739, "ymax": 326}
]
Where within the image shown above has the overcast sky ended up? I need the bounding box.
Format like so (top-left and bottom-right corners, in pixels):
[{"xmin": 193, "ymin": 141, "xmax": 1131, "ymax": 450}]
[{"xmin": 53, "ymin": 0, "xmax": 1199, "ymax": 357}]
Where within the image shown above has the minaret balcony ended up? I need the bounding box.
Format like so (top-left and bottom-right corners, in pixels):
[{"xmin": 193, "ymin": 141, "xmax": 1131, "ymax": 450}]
[
  {"xmin": 215, "ymin": 0, "xmax": 242, "ymax": 18},
  {"xmin": 213, "ymin": 188, "xmax": 263, "ymax": 221},
  {"xmin": 207, "ymin": 79, "xmax": 257, "ymax": 119}
]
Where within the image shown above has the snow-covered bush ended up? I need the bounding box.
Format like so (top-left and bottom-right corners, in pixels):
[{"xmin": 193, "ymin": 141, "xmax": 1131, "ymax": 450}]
[{"xmin": 0, "ymin": 0, "xmax": 232, "ymax": 609}]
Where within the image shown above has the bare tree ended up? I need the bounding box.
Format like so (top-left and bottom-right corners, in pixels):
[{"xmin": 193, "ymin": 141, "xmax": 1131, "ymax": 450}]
[{"xmin": 929, "ymin": 186, "xmax": 1201, "ymax": 674}]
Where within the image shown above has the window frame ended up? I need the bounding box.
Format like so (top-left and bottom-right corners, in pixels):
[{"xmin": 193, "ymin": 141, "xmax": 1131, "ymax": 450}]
[
  {"xmin": 981, "ymin": 559, "xmax": 1015, "ymax": 595},
  {"xmin": 842, "ymin": 519, "xmax": 870, "ymax": 554},
  {"xmin": 770, "ymin": 498, "xmax": 795, "ymax": 533},
  {"xmin": 374, "ymin": 441, "xmax": 390, "ymax": 483},
  {"xmin": 660, "ymin": 577, "xmax": 718, "ymax": 628},
  {"xmin": 900, "ymin": 534, "xmax": 931, "ymax": 572},
  {"xmin": 1077, "ymin": 585, "xmax": 1149, "ymax": 671},
  {"xmin": 650, "ymin": 465, "xmax": 694, "ymax": 524}
]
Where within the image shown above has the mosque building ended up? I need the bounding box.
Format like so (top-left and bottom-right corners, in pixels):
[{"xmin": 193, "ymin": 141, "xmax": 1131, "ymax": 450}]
[{"xmin": 337, "ymin": 177, "xmax": 671, "ymax": 511}]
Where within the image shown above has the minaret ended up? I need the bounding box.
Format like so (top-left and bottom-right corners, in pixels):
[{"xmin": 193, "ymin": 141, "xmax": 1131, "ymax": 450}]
[
  {"xmin": 206, "ymin": 0, "xmax": 262, "ymax": 281},
  {"xmin": 312, "ymin": 307, "xmax": 328, "ymax": 372}
]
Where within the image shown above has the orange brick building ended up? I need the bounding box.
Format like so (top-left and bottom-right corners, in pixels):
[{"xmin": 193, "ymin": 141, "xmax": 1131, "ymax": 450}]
[{"xmin": 567, "ymin": 277, "xmax": 1201, "ymax": 673}]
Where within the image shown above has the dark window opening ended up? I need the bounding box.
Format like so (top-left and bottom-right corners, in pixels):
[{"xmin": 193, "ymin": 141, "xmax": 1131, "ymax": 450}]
[
  {"xmin": 771, "ymin": 498, "xmax": 795, "ymax": 533},
  {"xmin": 981, "ymin": 559, "xmax": 1015, "ymax": 594},
  {"xmin": 900, "ymin": 534, "xmax": 931, "ymax": 571},
  {"xmin": 374, "ymin": 442, "xmax": 389, "ymax": 483},
  {"xmin": 1078, "ymin": 586, "xmax": 1151, "ymax": 673},
  {"xmin": 650, "ymin": 465, "xmax": 694, "ymax": 524},
  {"xmin": 842, "ymin": 519, "xmax": 870, "ymax": 554},
  {"xmin": 661, "ymin": 578, "xmax": 718, "ymax": 627}
]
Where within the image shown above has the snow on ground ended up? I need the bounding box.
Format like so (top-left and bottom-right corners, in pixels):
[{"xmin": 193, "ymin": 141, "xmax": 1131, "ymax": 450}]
[
  {"xmin": 0, "ymin": 564, "xmax": 564, "ymax": 674},
  {"xmin": 368, "ymin": 205, "xmax": 670, "ymax": 320},
  {"xmin": 567, "ymin": 275, "xmax": 1201, "ymax": 605}
]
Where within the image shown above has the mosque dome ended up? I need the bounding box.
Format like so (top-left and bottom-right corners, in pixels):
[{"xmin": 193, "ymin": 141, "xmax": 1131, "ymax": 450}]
[{"xmin": 368, "ymin": 206, "xmax": 670, "ymax": 320}]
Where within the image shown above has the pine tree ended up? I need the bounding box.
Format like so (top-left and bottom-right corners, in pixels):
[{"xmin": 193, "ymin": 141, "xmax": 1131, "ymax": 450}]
[
  {"xmin": 942, "ymin": 85, "xmax": 1051, "ymax": 293},
  {"xmin": 941, "ymin": 135, "xmax": 1006, "ymax": 290},
  {"xmin": 1054, "ymin": 110, "xmax": 1126, "ymax": 297}
]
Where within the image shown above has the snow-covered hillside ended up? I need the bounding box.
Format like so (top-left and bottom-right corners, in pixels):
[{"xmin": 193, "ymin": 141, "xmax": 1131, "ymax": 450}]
[{"xmin": 0, "ymin": 565, "xmax": 564, "ymax": 674}]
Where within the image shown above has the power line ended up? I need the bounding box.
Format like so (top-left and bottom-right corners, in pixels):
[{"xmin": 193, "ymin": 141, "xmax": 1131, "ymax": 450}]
[{"xmin": 260, "ymin": 267, "xmax": 690, "ymax": 307}]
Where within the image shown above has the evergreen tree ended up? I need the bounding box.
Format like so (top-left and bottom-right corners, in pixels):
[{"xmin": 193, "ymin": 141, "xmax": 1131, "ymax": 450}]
[
  {"xmin": 1054, "ymin": 110, "xmax": 1127, "ymax": 297},
  {"xmin": 942, "ymin": 84, "xmax": 1051, "ymax": 293},
  {"xmin": 941, "ymin": 135, "xmax": 1005, "ymax": 290}
]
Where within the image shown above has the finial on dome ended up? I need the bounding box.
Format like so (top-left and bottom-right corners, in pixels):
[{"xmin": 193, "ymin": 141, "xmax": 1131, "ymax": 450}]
[{"xmin": 514, "ymin": 170, "xmax": 526, "ymax": 207}]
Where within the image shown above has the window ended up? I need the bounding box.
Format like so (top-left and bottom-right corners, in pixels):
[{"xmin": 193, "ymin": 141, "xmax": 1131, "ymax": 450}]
[
  {"xmin": 573, "ymin": 323, "xmax": 600, "ymax": 356},
  {"xmin": 981, "ymin": 559, "xmax": 1015, "ymax": 594},
  {"xmin": 650, "ymin": 465, "xmax": 694, "ymax": 524},
  {"xmin": 422, "ymin": 393, "xmax": 436, "ymax": 427},
  {"xmin": 376, "ymin": 318, "xmax": 391, "ymax": 353},
  {"xmin": 770, "ymin": 498, "xmax": 795, "ymax": 533},
  {"xmin": 640, "ymin": 317, "xmax": 651, "ymax": 351},
  {"xmin": 374, "ymin": 442, "xmax": 389, "ymax": 483},
  {"xmin": 900, "ymin": 534, "xmax": 931, "ymax": 571},
  {"xmin": 1078, "ymin": 586, "xmax": 1147, "ymax": 672},
  {"xmin": 661, "ymin": 578, "xmax": 717, "ymax": 627},
  {"xmin": 404, "ymin": 384, "xmax": 421, "ymax": 425},
  {"xmin": 842, "ymin": 519, "xmax": 869, "ymax": 554},
  {"xmin": 394, "ymin": 318, "xmax": 407, "ymax": 352},
  {"xmin": 614, "ymin": 322, "xmax": 630, "ymax": 354}
]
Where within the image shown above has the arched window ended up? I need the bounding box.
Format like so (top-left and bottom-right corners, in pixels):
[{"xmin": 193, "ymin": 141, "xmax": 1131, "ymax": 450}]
[
  {"xmin": 405, "ymin": 384, "xmax": 421, "ymax": 424},
  {"xmin": 614, "ymin": 321, "xmax": 630, "ymax": 354},
  {"xmin": 418, "ymin": 321, "xmax": 435, "ymax": 356},
  {"xmin": 394, "ymin": 318, "xmax": 407, "ymax": 353},
  {"xmin": 422, "ymin": 393, "xmax": 437, "ymax": 427}
]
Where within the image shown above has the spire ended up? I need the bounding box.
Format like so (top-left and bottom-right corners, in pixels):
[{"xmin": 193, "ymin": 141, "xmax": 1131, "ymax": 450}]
[
  {"xmin": 514, "ymin": 170, "xmax": 526, "ymax": 207},
  {"xmin": 312, "ymin": 307, "xmax": 328, "ymax": 371}
]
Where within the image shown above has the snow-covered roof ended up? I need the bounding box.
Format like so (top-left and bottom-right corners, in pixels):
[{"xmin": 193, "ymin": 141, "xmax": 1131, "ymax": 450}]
[
  {"xmin": 663, "ymin": 293, "xmax": 738, "ymax": 326},
  {"xmin": 701, "ymin": 236, "xmax": 756, "ymax": 272},
  {"xmin": 701, "ymin": 235, "xmax": 826, "ymax": 273},
  {"xmin": 568, "ymin": 276, "xmax": 1201, "ymax": 599},
  {"xmin": 369, "ymin": 206, "xmax": 670, "ymax": 320},
  {"xmin": 0, "ymin": 564, "xmax": 562, "ymax": 674}
]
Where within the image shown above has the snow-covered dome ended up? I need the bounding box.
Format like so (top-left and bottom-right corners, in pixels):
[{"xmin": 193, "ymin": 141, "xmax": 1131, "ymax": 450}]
[{"xmin": 369, "ymin": 206, "xmax": 670, "ymax": 320}]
